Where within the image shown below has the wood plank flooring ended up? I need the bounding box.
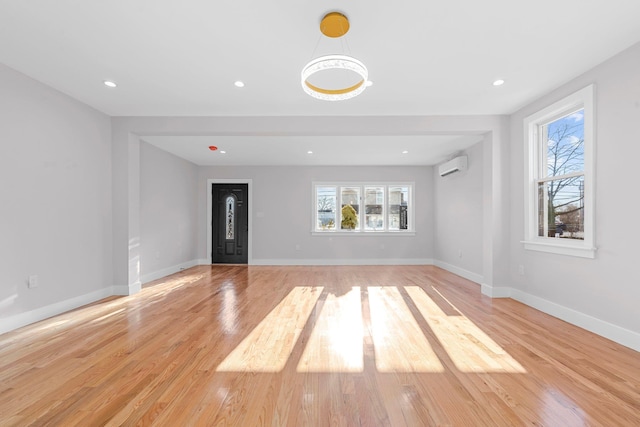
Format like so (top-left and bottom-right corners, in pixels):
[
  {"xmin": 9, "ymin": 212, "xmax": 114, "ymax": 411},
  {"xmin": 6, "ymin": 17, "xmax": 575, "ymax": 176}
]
[{"xmin": 1, "ymin": 265, "xmax": 639, "ymax": 426}]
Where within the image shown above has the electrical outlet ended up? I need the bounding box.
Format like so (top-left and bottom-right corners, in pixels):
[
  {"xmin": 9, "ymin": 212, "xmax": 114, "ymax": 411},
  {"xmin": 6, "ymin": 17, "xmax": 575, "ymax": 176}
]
[
  {"xmin": 28, "ymin": 275, "xmax": 39, "ymax": 288},
  {"xmin": 458, "ymin": 249, "xmax": 463, "ymax": 258},
  {"xmin": 518, "ymin": 265, "xmax": 525, "ymax": 276}
]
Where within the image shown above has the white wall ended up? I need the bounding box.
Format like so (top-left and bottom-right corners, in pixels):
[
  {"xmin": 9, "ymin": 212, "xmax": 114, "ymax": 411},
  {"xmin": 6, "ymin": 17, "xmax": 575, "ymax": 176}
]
[
  {"xmin": 112, "ymin": 115, "xmax": 506, "ymax": 294},
  {"xmin": 434, "ymin": 142, "xmax": 484, "ymax": 282},
  {"xmin": 197, "ymin": 165, "xmax": 434, "ymax": 264},
  {"xmin": 0, "ymin": 63, "xmax": 112, "ymax": 333},
  {"xmin": 509, "ymin": 42, "xmax": 640, "ymax": 348},
  {"xmin": 140, "ymin": 142, "xmax": 199, "ymax": 282}
]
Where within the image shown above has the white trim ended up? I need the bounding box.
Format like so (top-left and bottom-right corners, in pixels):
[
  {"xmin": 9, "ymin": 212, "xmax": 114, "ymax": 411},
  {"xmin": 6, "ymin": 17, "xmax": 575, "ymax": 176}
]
[
  {"xmin": 140, "ymin": 259, "xmax": 201, "ymax": 284},
  {"xmin": 0, "ymin": 287, "xmax": 115, "ymax": 335},
  {"xmin": 252, "ymin": 258, "xmax": 433, "ymax": 266},
  {"xmin": 113, "ymin": 284, "xmax": 133, "ymax": 295},
  {"xmin": 311, "ymin": 231, "xmax": 416, "ymax": 237},
  {"xmin": 433, "ymin": 260, "xmax": 484, "ymax": 285},
  {"xmin": 477, "ymin": 283, "xmax": 640, "ymax": 352},
  {"xmin": 434, "ymin": 255, "xmax": 638, "ymax": 351},
  {"xmin": 123, "ymin": 281, "xmax": 141, "ymax": 296},
  {"xmin": 4, "ymin": 265, "xmax": 637, "ymax": 352},
  {"xmin": 522, "ymin": 240, "xmax": 596, "ymax": 258},
  {"xmin": 207, "ymin": 179, "xmax": 253, "ymax": 265},
  {"xmin": 509, "ymin": 289, "xmax": 640, "ymax": 352},
  {"xmin": 480, "ymin": 284, "xmax": 512, "ymax": 298}
]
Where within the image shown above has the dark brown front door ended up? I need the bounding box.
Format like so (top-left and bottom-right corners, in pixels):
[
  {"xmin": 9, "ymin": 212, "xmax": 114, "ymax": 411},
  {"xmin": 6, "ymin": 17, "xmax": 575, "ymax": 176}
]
[{"xmin": 212, "ymin": 184, "xmax": 248, "ymax": 264}]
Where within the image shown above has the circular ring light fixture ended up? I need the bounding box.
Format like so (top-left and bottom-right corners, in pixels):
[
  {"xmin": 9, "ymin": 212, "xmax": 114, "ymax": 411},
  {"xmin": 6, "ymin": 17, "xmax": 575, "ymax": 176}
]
[
  {"xmin": 301, "ymin": 55, "xmax": 368, "ymax": 101},
  {"xmin": 301, "ymin": 12, "xmax": 368, "ymax": 101}
]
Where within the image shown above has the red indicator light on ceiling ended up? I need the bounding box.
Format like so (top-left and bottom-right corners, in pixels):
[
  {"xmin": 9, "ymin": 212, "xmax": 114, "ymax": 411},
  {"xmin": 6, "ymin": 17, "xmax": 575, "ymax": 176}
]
[{"xmin": 209, "ymin": 145, "xmax": 218, "ymax": 151}]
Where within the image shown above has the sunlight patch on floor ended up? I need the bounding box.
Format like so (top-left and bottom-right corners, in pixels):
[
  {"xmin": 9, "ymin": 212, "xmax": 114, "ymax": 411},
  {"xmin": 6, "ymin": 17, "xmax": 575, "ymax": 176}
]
[
  {"xmin": 216, "ymin": 286, "xmax": 323, "ymax": 372},
  {"xmin": 405, "ymin": 286, "xmax": 526, "ymax": 373},
  {"xmin": 369, "ymin": 286, "xmax": 444, "ymax": 373},
  {"xmin": 220, "ymin": 286, "xmax": 238, "ymax": 335},
  {"xmin": 297, "ymin": 287, "xmax": 364, "ymax": 373}
]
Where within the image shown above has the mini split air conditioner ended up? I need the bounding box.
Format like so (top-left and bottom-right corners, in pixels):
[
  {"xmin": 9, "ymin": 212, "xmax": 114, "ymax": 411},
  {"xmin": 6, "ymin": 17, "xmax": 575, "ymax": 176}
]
[{"xmin": 438, "ymin": 155, "xmax": 467, "ymax": 177}]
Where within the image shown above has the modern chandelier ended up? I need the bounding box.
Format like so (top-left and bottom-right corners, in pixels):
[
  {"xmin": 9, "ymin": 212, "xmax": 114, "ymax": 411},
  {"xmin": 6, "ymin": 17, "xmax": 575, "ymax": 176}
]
[{"xmin": 301, "ymin": 12, "xmax": 369, "ymax": 101}]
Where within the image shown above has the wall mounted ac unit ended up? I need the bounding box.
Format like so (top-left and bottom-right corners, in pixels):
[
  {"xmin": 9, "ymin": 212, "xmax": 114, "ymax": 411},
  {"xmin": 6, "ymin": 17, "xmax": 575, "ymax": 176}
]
[{"xmin": 438, "ymin": 155, "xmax": 467, "ymax": 177}]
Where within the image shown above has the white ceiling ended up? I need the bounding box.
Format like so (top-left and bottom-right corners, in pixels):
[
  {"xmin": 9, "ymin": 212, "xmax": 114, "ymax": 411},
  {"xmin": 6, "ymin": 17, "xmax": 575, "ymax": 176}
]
[{"xmin": 2, "ymin": 0, "xmax": 639, "ymax": 165}]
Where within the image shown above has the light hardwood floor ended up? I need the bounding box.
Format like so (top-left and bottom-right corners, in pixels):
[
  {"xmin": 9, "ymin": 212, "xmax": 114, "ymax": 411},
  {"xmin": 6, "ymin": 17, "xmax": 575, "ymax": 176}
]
[{"xmin": 1, "ymin": 265, "xmax": 638, "ymax": 426}]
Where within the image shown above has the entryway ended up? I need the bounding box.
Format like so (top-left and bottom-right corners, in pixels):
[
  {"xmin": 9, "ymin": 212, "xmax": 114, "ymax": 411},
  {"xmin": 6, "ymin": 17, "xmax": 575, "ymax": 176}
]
[{"xmin": 211, "ymin": 183, "xmax": 249, "ymax": 264}]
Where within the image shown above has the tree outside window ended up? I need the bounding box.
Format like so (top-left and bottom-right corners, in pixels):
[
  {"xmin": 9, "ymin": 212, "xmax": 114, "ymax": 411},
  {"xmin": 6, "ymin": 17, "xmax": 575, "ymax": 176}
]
[{"xmin": 538, "ymin": 109, "xmax": 585, "ymax": 239}]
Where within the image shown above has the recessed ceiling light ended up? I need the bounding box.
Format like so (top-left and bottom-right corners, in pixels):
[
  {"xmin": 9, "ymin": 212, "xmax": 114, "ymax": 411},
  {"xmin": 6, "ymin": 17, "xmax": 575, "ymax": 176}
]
[
  {"xmin": 365, "ymin": 80, "xmax": 373, "ymax": 87},
  {"xmin": 234, "ymin": 81, "xmax": 245, "ymax": 88},
  {"xmin": 220, "ymin": 150, "xmax": 226, "ymax": 154},
  {"xmin": 307, "ymin": 151, "xmax": 313, "ymax": 154},
  {"xmin": 493, "ymin": 79, "xmax": 505, "ymax": 86},
  {"xmin": 103, "ymin": 80, "xmax": 117, "ymax": 88},
  {"xmin": 402, "ymin": 150, "xmax": 409, "ymax": 154}
]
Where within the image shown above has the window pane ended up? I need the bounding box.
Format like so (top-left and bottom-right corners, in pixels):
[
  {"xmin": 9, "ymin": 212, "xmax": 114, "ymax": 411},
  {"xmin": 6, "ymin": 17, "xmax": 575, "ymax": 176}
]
[
  {"xmin": 388, "ymin": 186, "xmax": 409, "ymax": 231},
  {"xmin": 543, "ymin": 109, "xmax": 584, "ymax": 178},
  {"xmin": 341, "ymin": 187, "xmax": 360, "ymax": 230},
  {"xmin": 364, "ymin": 187, "xmax": 384, "ymax": 230},
  {"xmin": 316, "ymin": 186, "xmax": 336, "ymax": 230},
  {"xmin": 226, "ymin": 195, "xmax": 235, "ymax": 240},
  {"xmin": 537, "ymin": 175, "xmax": 584, "ymax": 240}
]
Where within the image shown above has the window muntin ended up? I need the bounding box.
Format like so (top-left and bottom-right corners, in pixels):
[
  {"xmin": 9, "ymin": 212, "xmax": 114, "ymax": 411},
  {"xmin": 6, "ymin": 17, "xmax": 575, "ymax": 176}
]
[
  {"xmin": 523, "ymin": 85, "xmax": 595, "ymax": 258},
  {"xmin": 314, "ymin": 183, "xmax": 413, "ymax": 233}
]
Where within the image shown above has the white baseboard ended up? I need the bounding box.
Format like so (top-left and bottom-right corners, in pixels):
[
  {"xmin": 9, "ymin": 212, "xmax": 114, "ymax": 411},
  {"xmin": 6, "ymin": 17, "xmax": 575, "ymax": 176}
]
[
  {"xmin": 5, "ymin": 261, "xmax": 637, "ymax": 352},
  {"xmin": 480, "ymin": 284, "xmax": 512, "ymax": 298},
  {"xmin": 112, "ymin": 284, "xmax": 132, "ymax": 295},
  {"xmin": 433, "ymin": 259, "xmax": 639, "ymax": 351},
  {"xmin": 509, "ymin": 289, "xmax": 640, "ymax": 352},
  {"xmin": 140, "ymin": 259, "xmax": 201, "ymax": 284},
  {"xmin": 433, "ymin": 260, "xmax": 484, "ymax": 284},
  {"xmin": 251, "ymin": 258, "xmax": 434, "ymax": 266},
  {"xmin": 0, "ymin": 287, "xmax": 114, "ymax": 336},
  {"xmin": 1, "ymin": 259, "xmax": 204, "ymax": 336}
]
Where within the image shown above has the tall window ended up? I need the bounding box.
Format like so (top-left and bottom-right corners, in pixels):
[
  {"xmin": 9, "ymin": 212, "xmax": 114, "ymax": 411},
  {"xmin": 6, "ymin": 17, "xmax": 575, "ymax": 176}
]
[
  {"xmin": 523, "ymin": 85, "xmax": 595, "ymax": 258},
  {"xmin": 314, "ymin": 183, "xmax": 413, "ymax": 233}
]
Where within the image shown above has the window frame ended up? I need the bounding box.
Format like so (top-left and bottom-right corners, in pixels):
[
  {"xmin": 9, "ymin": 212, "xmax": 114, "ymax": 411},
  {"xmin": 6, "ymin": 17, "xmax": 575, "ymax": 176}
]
[
  {"xmin": 312, "ymin": 182, "xmax": 415, "ymax": 235},
  {"xmin": 522, "ymin": 84, "xmax": 596, "ymax": 258}
]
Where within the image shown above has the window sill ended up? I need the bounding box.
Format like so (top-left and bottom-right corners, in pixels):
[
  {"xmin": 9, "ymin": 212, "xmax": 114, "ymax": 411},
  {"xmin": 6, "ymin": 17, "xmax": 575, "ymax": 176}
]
[
  {"xmin": 313, "ymin": 231, "xmax": 416, "ymax": 237},
  {"xmin": 522, "ymin": 239, "xmax": 596, "ymax": 259}
]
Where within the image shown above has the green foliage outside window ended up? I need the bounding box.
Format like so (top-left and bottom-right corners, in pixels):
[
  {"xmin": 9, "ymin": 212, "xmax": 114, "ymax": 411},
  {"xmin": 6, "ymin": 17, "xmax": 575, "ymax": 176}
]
[{"xmin": 341, "ymin": 205, "xmax": 358, "ymax": 229}]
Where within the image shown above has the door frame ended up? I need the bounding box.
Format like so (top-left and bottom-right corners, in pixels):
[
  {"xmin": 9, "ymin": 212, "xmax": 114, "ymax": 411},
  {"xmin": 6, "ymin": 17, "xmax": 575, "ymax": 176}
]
[{"xmin": 207, "ymin": 179, "xmax": 253, "ymax": 265}]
